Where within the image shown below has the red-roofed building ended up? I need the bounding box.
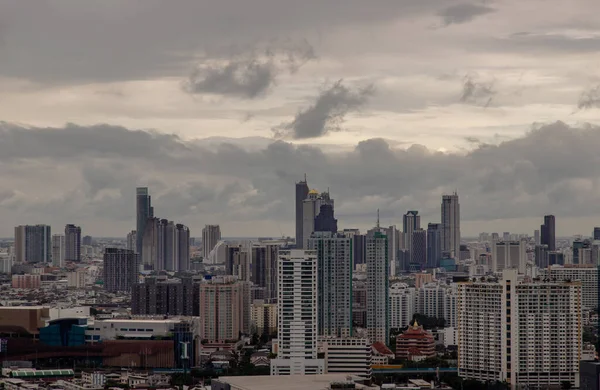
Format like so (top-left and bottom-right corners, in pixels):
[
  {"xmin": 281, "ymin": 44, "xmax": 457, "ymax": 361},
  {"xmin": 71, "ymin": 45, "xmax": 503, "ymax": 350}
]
[
  {"xmin": 396, "ymin": 320, "xmax": 435, "ymax": 361},
  {"xmin": 371, "ymin": 341, "xmax": 394, "ymax": 365}
]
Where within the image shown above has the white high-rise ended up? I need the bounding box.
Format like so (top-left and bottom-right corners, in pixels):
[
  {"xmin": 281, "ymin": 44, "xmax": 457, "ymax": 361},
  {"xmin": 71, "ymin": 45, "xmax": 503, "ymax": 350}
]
[
  {"xmin": 202, "ymin": 224, "xmax": 221, "ymax": 260},
  {"xmin": 389, "ymin": 283, "xmax": 416, "ymax": 329},
  {"xmin": 547, "ymin": 264, "xmax": 597, "ymax": 310},
  {"xmin": 366, "ymin": 231, "xmax": 389, "ymax": 344},
  {"xmin": 441, "ymin": 193, "xmax": 460, "ymax": 259},
  {"xmin": 458, "ymin": 269, "xmax": 581, "ymax": 388},
  {"xmin": 51, "ymin": 234, "xmax": 65, "ymax": 267},
  {"xmin": 491, "ymin": 240, "xmax": 527, "ymax": 273},
  {"xmin": 271, "ymin": 249, "xmax": 324, "ymax": 375}
]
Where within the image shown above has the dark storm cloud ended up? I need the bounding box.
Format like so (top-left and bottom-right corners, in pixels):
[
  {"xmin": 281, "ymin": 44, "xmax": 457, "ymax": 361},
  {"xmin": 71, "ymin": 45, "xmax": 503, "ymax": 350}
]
[
  {"xmin": 577, "ymin": 85, "xmax": 600, "ymax": 110},
  {"xmin": 2, "ymin": 121, "xmax": 600, "ymax": 232},
  {"xmin": 274, "ymin": 80, "xmax": 374, "ymax": 139},
  {"xmin": 460, "ymin": 74, "xmax": 495, "ymax": 107},
  {"xmin": 437, "ymin": 3, "xmax": 495, "ymax": 26},
  {"xmin": 183, "ymin": 41, "xmax": 316, "ymax": 99}
]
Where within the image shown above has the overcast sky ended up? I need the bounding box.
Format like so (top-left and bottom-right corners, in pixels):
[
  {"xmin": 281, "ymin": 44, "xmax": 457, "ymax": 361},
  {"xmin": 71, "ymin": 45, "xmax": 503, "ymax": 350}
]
[{"xmin": 1, "ymin": 0, "xmax": 600, "ymax": 238}]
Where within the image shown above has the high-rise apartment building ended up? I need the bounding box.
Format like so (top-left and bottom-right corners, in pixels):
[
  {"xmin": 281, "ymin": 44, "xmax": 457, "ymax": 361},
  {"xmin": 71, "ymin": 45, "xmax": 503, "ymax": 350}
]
[
  {"xmin": 309, "ymin": 232, "xmax": 353, "ymax": 337},
  {"xmin": 199, "ymin": 276, "xmax": 250, "ymax": 342},
  {"xmin": 142, "ymin": 219, "xmax": 190, "ymax": 271},
  {"xmin": 103, "ymin": 248, "xmax": 139, "ymax": 292},
  {"xmin": 271, "ymin": 249, "xmax": 324, "ymax": 375},
  {"xmin": 131, "ymin": 277, "xmax": 199, "ymax": 316},
  {"xmin": 547, "ymin": 264, "xmax": 597, "ymax": 310},
  {"xmin": 389, "ymin": 283, "xmax": 416, "ymax": 329},
  {"xmin": 441, "ymin": 193, "xmax": 461, "ymax": 259},
  {"xmin": 295, "ymin": 177, "xmax": 309, "ymax": 249},
  {"xmin": 82, "ymin": 235, "xmax": 93, "ymax": 246},
  {"xmin": 64, "ymin": 224, "xmax": 81, "ymax": 262},
  {"xmin": 136, "ymin": 187, "xmax": 153, "ymax": 256},
  {"xmin": 411, "ymin": 229, "xmax": 427, "ymax": 268},
  {"xmin": 14, "ymin": 225, "xmax": 51, "ymax": 264},
  {"xmin": 426, "ymin": 223, "xmax": 442, "ymax": 268},
  {"xmin": 403, "ymin": 210, "xmax": 420, "ymax": 258},
  {"xmin": 541, "ymin": 214, "xmax": 556, "ymax": 251},
  {"xmin": 457, "ymin": 269, "xmax": 581, "ymax": 388},
  {"xmin": 491, "ymin": 240, "xmax": 527, "ymax": 274},
  {"xmin": 126, "ymin": 230, "xmax": 136, "ymax": 251},
  {"xmin": 534, "ymin": 229, "xmax": 540, "ymax": 245},
  {"xmin": 250, "ymin": 244, "xmax": 278, "ymax": 301},
  {"xmin": 202, "ymin": 224, "xmax": 221, "ymax": 260},
  {"xmin": 302, "ymin": 190, "xmax": 334, "ymax": 249},
  {"xmin": 51, "ymin": 234, "xmax": 65, "ymax": 267},
  {"xmin": 250, "ymin": 299, "xmax": 277, "ymax": 335},
  {"xmin": 366, "ymin": 231, "xmax": 389, "ymax": 344}
]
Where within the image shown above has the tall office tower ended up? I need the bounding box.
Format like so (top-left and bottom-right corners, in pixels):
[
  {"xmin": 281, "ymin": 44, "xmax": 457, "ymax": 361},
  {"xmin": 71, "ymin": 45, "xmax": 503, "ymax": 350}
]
[
  {"xmin": 202, "ymin": 224, "xmax": 221, "ymax": 260},
  {"xmin": 14, "ymin": 225, "xmax": 51, "ymax": 264},
  {"xmin": 126, "ymin": 230, "xmax": 136, "ymax": 251},
  {"xmin": 103, "ymin": 248, "xmax": 139, "ymax": 292},
  {"xmin": 534, "ymin": 229, "xmax": 540, "ymax": 245},
  {"xmin": 411, "ymin": 229, "xmax": 427, "ymax": 268},
  {"xmin": 251, "ymin": 244, "xmax": 278, "ymax": 301},
  {"xmin": 132, "ymin": 277, "xmax": 199, "ymax": 316},
  {"xmin": 295, "ymin": 176, "xmax": 309, "ymax": 249},
  {"xmin": 534, "ymin": 244, "xmax": 549, "ymax": 268},
  {"xmin": 199, "ymin": 276, "xmax": 250, "ymax": 342},
  {"xmin": 82, "ymin": 235, "xmax": 93, "ymax": 246},
  {"xmin": 136, "ymin": 187, "xmax": 153, "ymax": 256},
  {"xmin": 353, "ymin": 234, "xmax": 367, "ymax": 268},
  {"xmin": 540, "ymin": 214, "xmax": 556, "ymax": 251},
  {"xmin": 548, "ymin": 251, "xmax": 565, "ymax": 266},
  {"xmin": 64, "ymin": 224, "xmax": 81, "ymax": 262},
  {"xmin": 403, "ymin": 210, "xmax": 420, "ymax": 258},
  {"xmin": 302, "ymin": 190, "xmax": 334, "ymax": 249},
  {"xmin": 594, "ymin": 227, "xmax": 600, "ymax": 241},
  {"xmin": 389, "ymin": 283, "xmax": 416, "ymax": 329},
  {"xmin": 426, "ymin": 223, "xmax": 442, "ymax": 268},
  {"xmin": 491, "ymin": 240, "xmax": 527, "ymax": 273},
  {"xmin": 457, "ymin": 269, "xmax": 581, "ymax": 388},
  {"xmin": 441, "ymin": 193, "xmax": 461, "ymax": 259},
  {"xmin": 309, "ymin": 232, "xmax": 353, "ymax": 337},
  {"xmin": 366, "ymin": 231, "xmax": 389, "ymax": 345},
  {"xmin": 314, "ymin": 204, "xmax": 337, "ymax": 233},
  {"xmin": 142, "ymin": 218, "xmax": 190, "ymax": 271},
  {"xmin": 271, "ymin": 249, "xmax": 324, "ymax": 375},
  {"xmin": 51, "ymin": 234, "xmax": 65, "ymax": 267},
  {"xmin": 385, "ymin": 225, "xmax": 400, "ymax": 277}
]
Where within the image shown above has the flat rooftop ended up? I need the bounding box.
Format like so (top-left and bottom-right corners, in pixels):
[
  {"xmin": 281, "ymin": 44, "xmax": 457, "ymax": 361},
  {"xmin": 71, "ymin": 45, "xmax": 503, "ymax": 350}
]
[{"xmin": 214, "ymin": 374, "xmax": 371, "ymax": 390}]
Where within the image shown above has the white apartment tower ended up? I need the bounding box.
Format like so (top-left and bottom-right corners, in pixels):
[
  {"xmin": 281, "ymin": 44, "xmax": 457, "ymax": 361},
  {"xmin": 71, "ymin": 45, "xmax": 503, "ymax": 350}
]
[
  {"xmin": 308, "ymin": 232, "xmax": 353, "ymax": 337},
  {"xmin": 389, "ymin": 283, "xmax": 416, "ymax": 329},
  {"xmin": 441, "ymin": 193, "xmax": 460, "ymax": 259},
  {"xmin": 492, "ymin": 240, "xmax": 527, "ymax": 274},
  {"xmin": 271, "ymin": 249, "xmax": 324, "ymax": 375},
  {"xmin": 366, "ymin": 231, "xmax": 389, "ymax": 344},
  {"xmin": 547, "ymin": 264, "xmax": 597, "ymax": 310},
  {"xmin": 458, "ymin": 269, "xmax": 581, "ymax": 388},
  {"xmin": 202, "ymin": 224, "xmax": 221, "ymax": 260}
]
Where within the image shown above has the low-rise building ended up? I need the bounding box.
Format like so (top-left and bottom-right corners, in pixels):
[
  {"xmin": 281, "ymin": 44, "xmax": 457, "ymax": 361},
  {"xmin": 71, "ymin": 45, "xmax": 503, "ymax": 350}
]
[
  {"xmin": 396, "ymin": 321, "xmax": 436, "ymax": 361},
  {"xmin": 321, "ymin": 337, "xmax": 372, "ymax": 379}
]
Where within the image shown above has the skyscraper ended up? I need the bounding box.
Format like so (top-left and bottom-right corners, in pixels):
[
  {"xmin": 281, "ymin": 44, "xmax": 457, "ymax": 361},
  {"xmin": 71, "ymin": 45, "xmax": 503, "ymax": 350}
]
[
  {"xmin": 426, "ymin": 223, "xmax": 442, "ymax": 268},
  {"xmin": 411, "ymin": 229, "xmax": 427, "ymax": 268},
  {"xmin": 51, "ymin": 234, "xmax": 65, "ymax": 267},
  {"xmin": 309, "ymin": 232, "xmax": 353, "ymax": 337},
  {"xmin": 313, "ymin": 204, "xmax": 337, "ymax": 233},
  {"xmin": 441, "ymin": 193, "xmax": 461, "ymax": 259},
  {"xmin": 202, "ymin": 224, "xmax": 221, "ymax": 260},
  {"xmin": 491, "ymin": 240, "xmax": 527, "ymax": 274},
  {"xmin": 594, "ymin": 227, "xmax": 600, "ymax": 241},
  {"xmin": 142, "ymin": 218, "xmax": 190, "ymax": 271},
  {"xmin": 302, "ymin": 190, "xmax": 334, "ymax": 249},
  {"xmin": 14, "ymin": 225, "xmax": 51, "ymax": 264},
  {"xmin": 366, "ymin": 230, "xmax": 389, "ymax": 344},
  {"xmin": 64, "ymin": 224, "xmax": 81, "ymax": 262},
  {"xmin": 126, "ymin": 230, "xmax": 136, "ymax": 251},
  {"xmin": 271, "ymin": 249, "xmax": 325, "ymax": 375},
  {"xmin": 402, "ymin": 210, "xmax": 420, "ymax": 258},
  {"xmin": 136, "ymin": 187, "xmax": 153, "ymax": 256},
  {"xmin": 295, "ymin": 177, "xmax": 309, "ymax": 249},
  {"xmin": 540, "ymin": 214, "xmax": 556, "ymax": 251},
  {"xmin": 103, "ymin": 248, "xmax": 139, "ymax": 292},
  {"xmin": 82, "ymin": 235, "xmax": 93, "ymax": 246},
  {"xmin": 250, "ymin": 244, "xmax": 279, "ymax": 301}
]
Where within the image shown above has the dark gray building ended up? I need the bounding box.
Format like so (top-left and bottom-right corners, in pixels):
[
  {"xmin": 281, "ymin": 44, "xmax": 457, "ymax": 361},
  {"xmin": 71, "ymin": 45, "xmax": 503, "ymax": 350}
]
[
  {"xmin": 64, "ymin": 224, "xmax": 81, "ymax": 262},
  {"xmin": 426, "ymin": 223, "xmax": 442, "ymax": 268},
  {"xmin": 314, "ymin": 204, "xmax": 337, "ymax": 233},
  {"xmin": 82, "ymin": 235, "xmax": 93, "ymax": 246},
  {"xmin": 580, "ymin": 361, "xmax": 600, "ymax": 390},
  {"xmin": 535, "ymin": 244, "xmax": 549, "ymax": 268},
  {"xmin": 295, "ymin": 177, "xmax": 309, "ymax": 249},
  {"xmin": 594, "ymin": 227, "xmax": 600, "ymax": 241},
  {"xmin": 142, "ymin": 218, "xmax": 190, "ymax": 272},
  {"xmin": 541, "ymin": 214, "xmax": 556, "ymax": 251},
  {"xmin": 131, "ymin": 277, "xmax": 199, "ymax": 316},
  {"xmin": 14, "ymin": 225, "xmax": 51, "ymax": 264},
  {"xmin": 103, "ymin": 248, "xmax": 138, "ymax": 292},
  {"xmin": 251, "ymin": 244, "xmax": 278, "ymax": 301},
  {"xmin": 411, "ymin": 229, "xmax": 427, "ymax": 268},
  {"xmin": 136, "ymin": 187, "xmax": 154, "ymax": 256}
]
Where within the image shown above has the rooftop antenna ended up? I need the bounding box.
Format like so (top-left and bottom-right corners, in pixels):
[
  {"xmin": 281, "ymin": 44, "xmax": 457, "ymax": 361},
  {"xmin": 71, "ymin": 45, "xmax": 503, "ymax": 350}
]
[
  {"xmin": 377, "ymin": 209, "xmax": 380, "ymax": 228},
  {"xmin": 304, "ymin": 173, "xmax": 307, "ymax": 182}
]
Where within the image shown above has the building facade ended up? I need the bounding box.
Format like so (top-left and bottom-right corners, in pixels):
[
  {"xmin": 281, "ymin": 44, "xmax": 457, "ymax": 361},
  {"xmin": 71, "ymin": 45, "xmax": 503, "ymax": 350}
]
[
  {"xmin": 441, "ymin": 193, "xmax": 460, "ymax": 259},
  {"xmin": 131, "ymin": 277, "xmax": 199, "ymax": 316},
  {"xmin": 321, "ymin": 337, "xmax": 372, "ymax": 379},
  {"xmin": 103, "ymin": 248, "xmax": 139, "ymax": 292},
  {"xmin": 136, "ymin": 187, "xmax": 153, "ymax": 256},
  {"xmin": 202, "ymin": 224, "xmax": 221, "ymax": 260},
  {"xmin": 389, "ymin": 283, "xmax": 416, "ymax": 329},
  {"xmin": 541, "ymin": 214, "xmax": 556, "ymax": 251},
  {"xmin": 14, "ymin": 225, "xmax": 51, "ymax": 264},
  {"xmin": 64, "ymin": 224, "xmax": 81, "ymax": 262},
  {"xmin": 295, "ymin": 177, "xmax": 309, "ymax": 249},
  {"xmin": 426, "ymin": 223, "xmax": 442, "ymax": 268},
  {"xmin": 366, "ymin": 231, "xmax": 389, "ymax": 344},
  {"xmin": 492, "ymin": 240, "xmax": 527, "ymax": 273},
  {"xmin": 51, "ymin": 234, "xmax": 65, "ymax": 267}
]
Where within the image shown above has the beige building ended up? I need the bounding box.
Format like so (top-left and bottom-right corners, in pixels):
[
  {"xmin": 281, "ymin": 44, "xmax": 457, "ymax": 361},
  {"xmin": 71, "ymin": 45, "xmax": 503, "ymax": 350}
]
[
  {"xmin": 199, "ymin": 276, "xmax": 250, "ymax": 342},
  {"xmin": 250, "ymin": 300, "xmax": 277, "ymax": 335},
  {"xmin": 0, "ymin": 306, "xmax": 50, "ymax": 335}
]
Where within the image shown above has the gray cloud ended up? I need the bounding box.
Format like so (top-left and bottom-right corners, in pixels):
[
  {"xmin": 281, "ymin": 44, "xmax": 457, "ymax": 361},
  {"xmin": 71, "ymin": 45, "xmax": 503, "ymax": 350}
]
[
  {"xmin": 274, "ymin": 80, "xmax": 374, "ymax": 139},
  {"xmin": 577, "ymin": 85, "xmax": 600, "ymax": 110},
  {"xmin": 0, "ymin": 121, "xmax": 600, "ymax": 236},
  {"xmin": 183, "ymin": 41, "xmax": 316, "ymax": 98},
  {"xmin": 460, "ymin": 74, "xmax": 495, "ymax": 107},
  {"xmin": 437, "ymin": 3, "xmax": 495, "ymax": 26}
]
